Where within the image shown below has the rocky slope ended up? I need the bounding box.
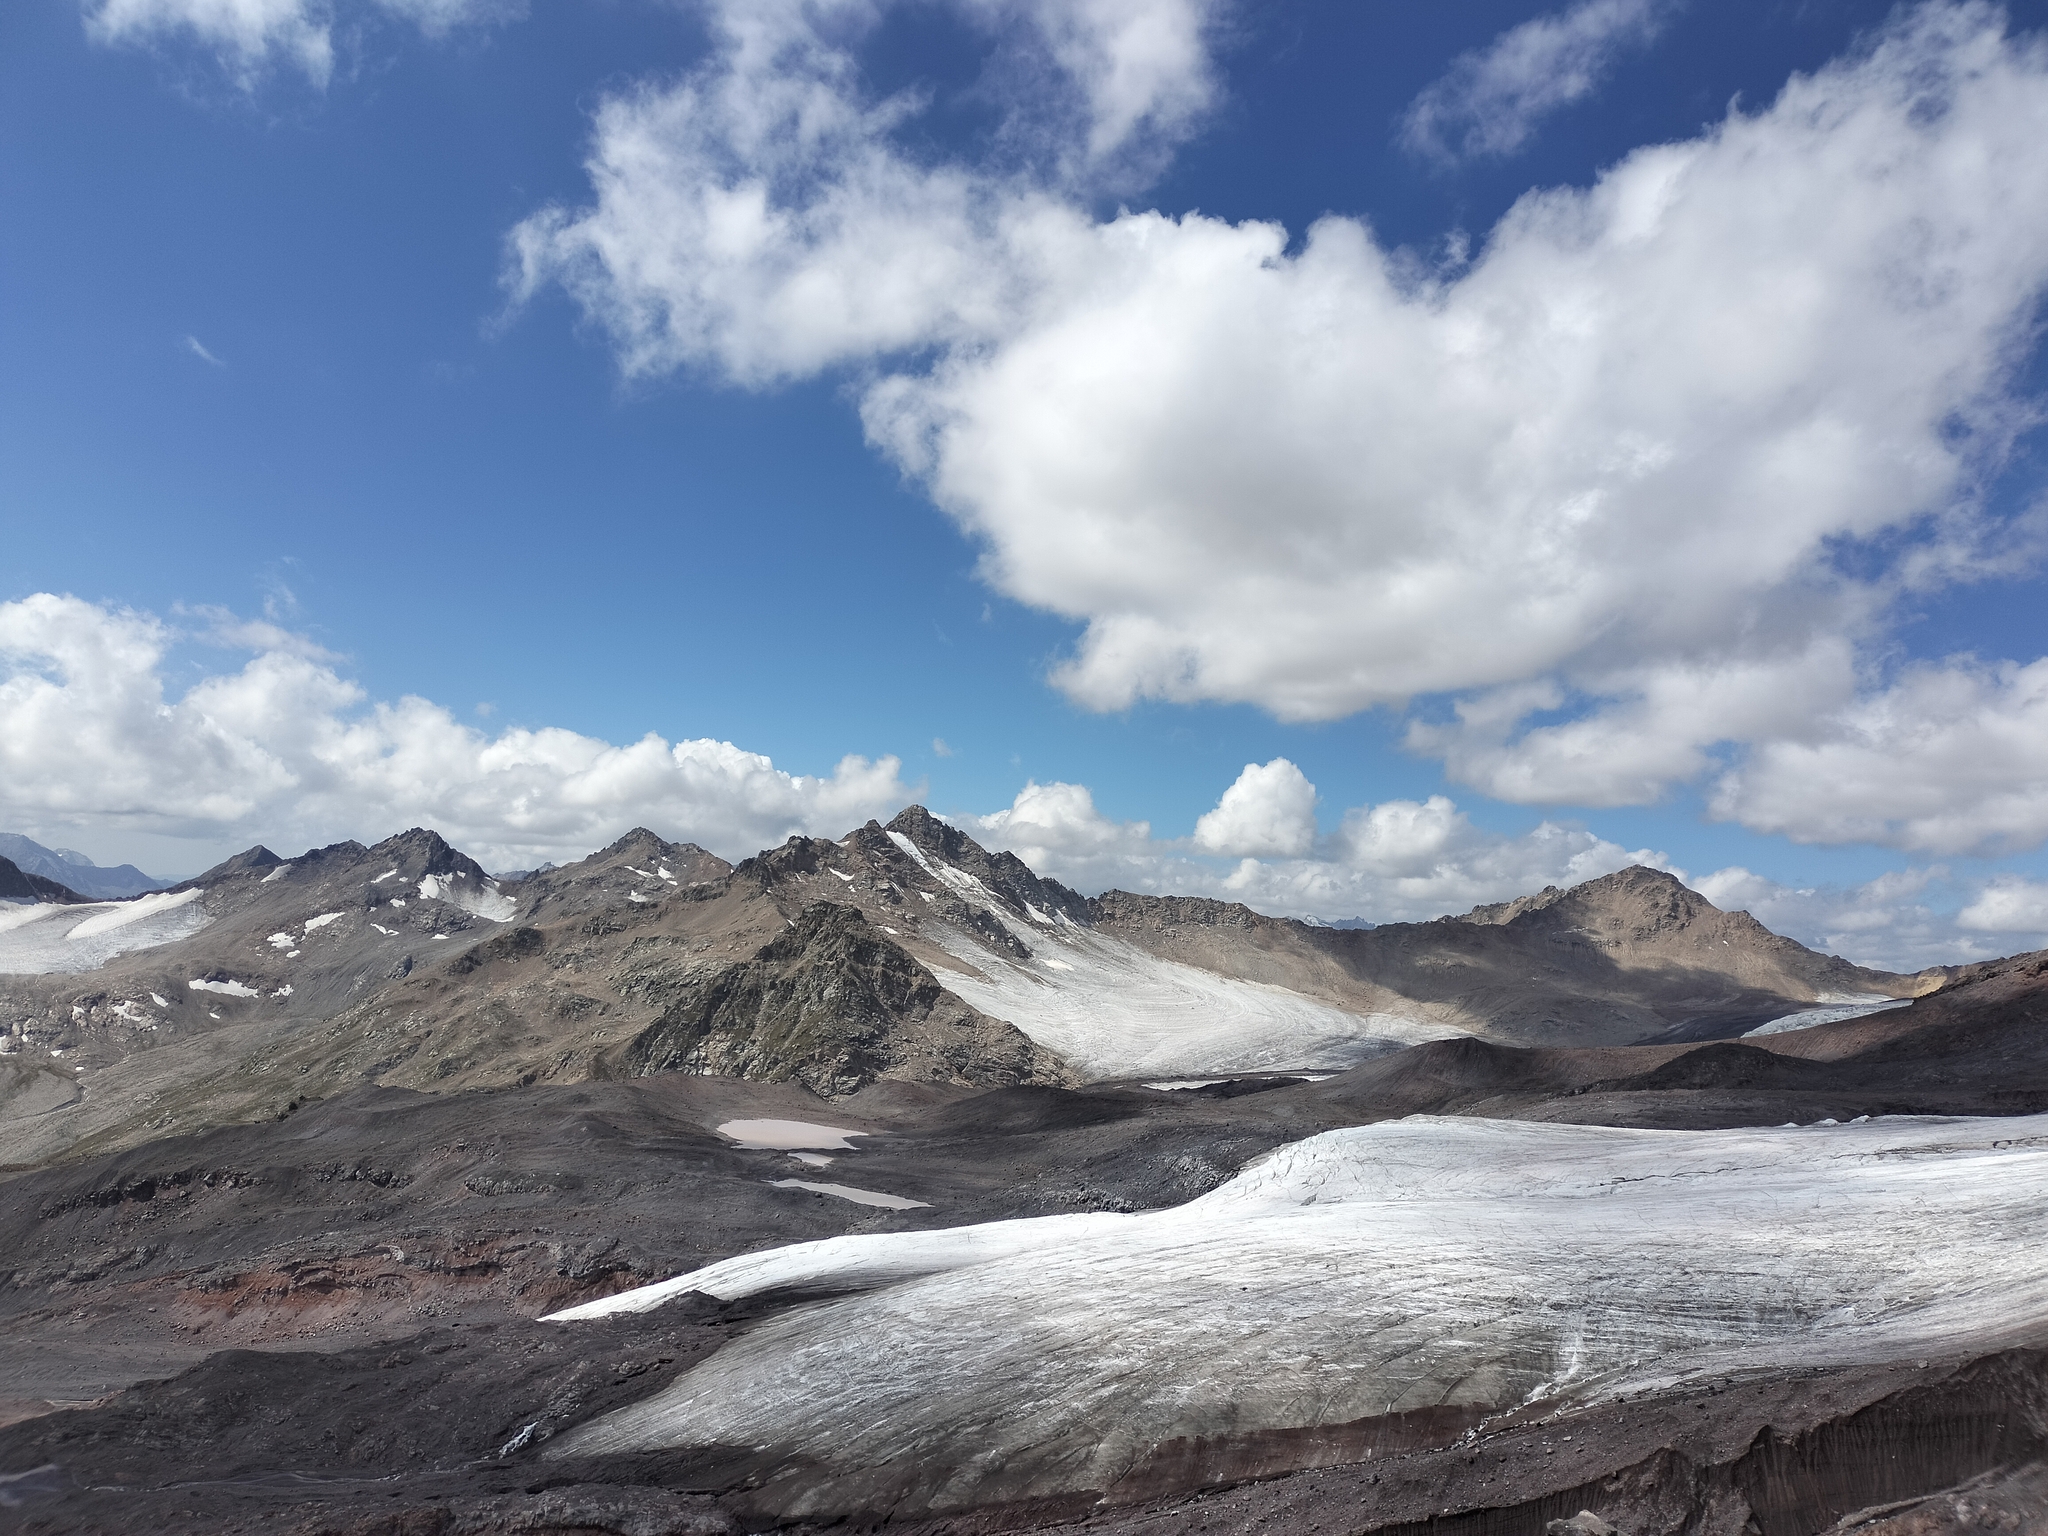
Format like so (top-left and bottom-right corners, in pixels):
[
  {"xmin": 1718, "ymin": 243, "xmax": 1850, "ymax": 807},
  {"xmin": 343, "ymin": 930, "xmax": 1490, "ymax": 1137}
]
[
  {"xmin": 0, "ymin": 856, "xmax": 84, "ymax": 906},
  {"xmin": 1093, "ymin": 863, "xmax": 1927, "ymax": 1048},
  {"xmin": 1, "ymin": 810, "xmax": 1943, "ymax": 1175}
]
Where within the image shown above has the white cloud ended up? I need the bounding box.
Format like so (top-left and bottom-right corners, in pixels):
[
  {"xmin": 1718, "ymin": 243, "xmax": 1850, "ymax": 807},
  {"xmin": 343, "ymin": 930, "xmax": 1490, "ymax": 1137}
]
[
  {"xmin": 1958, "ymin": 876, "xmax": 2048, "ymax": 936},
  {"xmin": 1708, "ymin": 657, "xmax": 2048, "ymax": 855},
  {"xmin": 1401, "ymin": 0, "xmax": 1675, "ymax": 163},
  {"xmin": 183, "ymin": 335, "xmax": 226, "ymax": 366},
  {"xmin": 518, "ymin": 3, "xmax": 2048, "ymax": 858},
  {"xmin": 0, "ymin": 594, "xmax": 916, "ymax": 871},
  {"xmin": 83, "ymin": 0, "xmax": 516, "ymax": 86},
  {"xmin": 509, "ymin": 0, "xmax": 1220, "ymax": 386},
  {"xmin": 958, "ymin": 770, "xmax": 1670, "ymax": 927},
  {"xmin": 1192, "ymin": 758, "xmax": 1316, "ymax": 857}
]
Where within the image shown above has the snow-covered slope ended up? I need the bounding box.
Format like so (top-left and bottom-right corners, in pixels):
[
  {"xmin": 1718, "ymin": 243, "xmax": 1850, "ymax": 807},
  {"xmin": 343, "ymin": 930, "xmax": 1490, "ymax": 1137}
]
[
  {"xmin": 925, "ymin": 921, "xmax": 1461, "ymax": 1078},
  {"xmin": 882, "ymin": 823, "xmax": 1462, "ymax": 1076},
  {"xmin": 549, "ymin": 1113, "xmax": 2048, "ymax": 1517}
]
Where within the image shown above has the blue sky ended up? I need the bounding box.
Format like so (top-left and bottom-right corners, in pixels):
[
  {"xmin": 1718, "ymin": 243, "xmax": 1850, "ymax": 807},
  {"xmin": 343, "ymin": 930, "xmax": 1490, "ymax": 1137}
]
[{"xmin": 6, "ymin": 0, "xmax": 2048, "ymax": 967}]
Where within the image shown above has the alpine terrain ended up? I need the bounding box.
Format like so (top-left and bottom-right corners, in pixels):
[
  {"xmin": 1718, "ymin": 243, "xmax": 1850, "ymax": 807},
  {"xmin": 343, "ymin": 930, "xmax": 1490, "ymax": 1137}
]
[{"xmin": 1, "ymin": 809, "xmax": 2043, "ymax": 1536}]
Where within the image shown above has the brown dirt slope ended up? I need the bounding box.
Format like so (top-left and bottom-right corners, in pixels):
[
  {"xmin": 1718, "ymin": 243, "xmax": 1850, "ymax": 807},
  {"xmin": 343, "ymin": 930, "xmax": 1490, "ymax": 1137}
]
[{"xmin": 1092, "ymin": 864, "xmax": 1930, "ymax": 1048}]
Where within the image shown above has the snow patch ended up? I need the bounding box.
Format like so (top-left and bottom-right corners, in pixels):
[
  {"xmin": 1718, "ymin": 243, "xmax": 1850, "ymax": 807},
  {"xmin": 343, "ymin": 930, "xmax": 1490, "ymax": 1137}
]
[
  {"xmin": 418, "ymin": 873, "xmax": 515, "ymax": 922},
  {"xmin": 188, "ymin": 977, "xmax": 259, "ymax": 999},
  {"xmin": 830, "ymin": 868, "xmax": 855, "ymax": 882},
  {"xmin": 370, "ymin": 923, "xmax": 397, "ymax": 937},
  {"xmin": 372, "ymin": 870, "xmax": 398, "ymax": 883},
  {"xmin": 767, "ymin": 1180, "xmax": 930, "ymax": 1211},
  {"xmin": 719, "ymin": 1119, "xmax": 866, "ymax": 1150},
  {"xmin": 261, "ymin": 864, "xmax": 291, "ymax": 882},
  {"xmin": 303, "ymin": 911, "xmax": 344, "ymax": 933},
  {"xmin": 268, "ymin": 933, "xmax": 295, "ymax": 949},
  {"xmin": 886, "ymin": 831, "xmax": 935, "ymax": 875}
]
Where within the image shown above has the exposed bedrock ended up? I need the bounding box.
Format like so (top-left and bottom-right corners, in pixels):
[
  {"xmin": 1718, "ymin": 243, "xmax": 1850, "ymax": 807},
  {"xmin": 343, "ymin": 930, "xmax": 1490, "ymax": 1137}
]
[{"xmin": 619, "ymin": 900, "xmax": 1072, "ymax": 1096}]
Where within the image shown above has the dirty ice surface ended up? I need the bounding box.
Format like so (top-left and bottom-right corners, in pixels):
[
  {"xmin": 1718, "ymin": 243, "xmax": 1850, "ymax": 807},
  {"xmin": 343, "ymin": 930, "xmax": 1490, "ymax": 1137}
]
[
  {"xmin": 717, "ymin": 1119, "xmax": 867, "ymax": 1150},
  {"xmin": 1744, "ymin": 995, "xmax": 1914, "ymax": 1037},
  {"xmin": 0, "ymin": 889, "xmax": 211, "ymax": 975},
  {"xmin": 549, "ymin": 1113, "xmax": 2048, "ymax": 1515}
]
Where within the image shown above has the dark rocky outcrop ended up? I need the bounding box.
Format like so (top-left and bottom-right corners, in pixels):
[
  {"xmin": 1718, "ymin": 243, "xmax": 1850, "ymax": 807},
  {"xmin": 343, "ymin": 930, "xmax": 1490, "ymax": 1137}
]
[
  {"xmin": 623, "ymin": 901, "xmax": 1070, "ymax": 1097},
  {"xmin": 0, "ymin": 855, "xmax": 84, "ymax": 906}
]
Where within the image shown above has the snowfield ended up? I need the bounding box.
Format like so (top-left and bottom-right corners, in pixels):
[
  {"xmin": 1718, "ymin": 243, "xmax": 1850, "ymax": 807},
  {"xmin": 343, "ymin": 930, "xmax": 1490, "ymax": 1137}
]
[
  {"xmin": 547, "ymin": 1113, "xmax": 2048, "ymax": 1515},
  {"xmin": 887, "ymin": 837, "xmax": 1460, "ymax": 1078},
  {"xmin": 0, "ymin": 889, "xmax": 212, "ymax": 975},
  {"xmin": 926, "ymin": 927, "xmax": 1461, "ymax": 1079}
]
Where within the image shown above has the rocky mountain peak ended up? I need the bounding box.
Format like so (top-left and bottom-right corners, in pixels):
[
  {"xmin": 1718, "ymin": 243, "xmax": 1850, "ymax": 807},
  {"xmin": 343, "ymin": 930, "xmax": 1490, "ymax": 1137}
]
[
  {"xmin": 174, "ymin": 844, "xmax": 284, "ymax": 889},
  {"xmin": 882, "ymin": 806, "xmax": 1091, "ymax": 923},
  {"xmin": 371, "ymin": 828, "xmax": 486, "ymax": 882}
]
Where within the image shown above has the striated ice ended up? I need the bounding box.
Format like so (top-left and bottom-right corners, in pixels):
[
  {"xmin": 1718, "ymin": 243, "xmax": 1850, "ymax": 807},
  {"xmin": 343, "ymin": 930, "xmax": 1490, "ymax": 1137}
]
[
  {"xmin": 0, "ymin": 891, "xmax": 212, "ymax": 976},
  {"xmin": 548, "ymin": 1114, "xmax": 2048, "ymax": 1516},
  {"xmin": 1745, "ymin": 996, "xmax": 1913, "ymax": 1038}
]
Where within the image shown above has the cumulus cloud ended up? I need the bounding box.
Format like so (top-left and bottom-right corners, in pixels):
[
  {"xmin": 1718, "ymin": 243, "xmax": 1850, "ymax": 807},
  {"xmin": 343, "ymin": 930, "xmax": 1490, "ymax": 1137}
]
[
  {"xmin": 957, "ymin": 767, "xmax": 1672, "ymax": 927},
  {"xmin": 83, "ymin": 0, "xmax": 516, "ymax": 86},
  {"xmin": 508, "ymin": 0, "xmax": 1220, "ymax": 386},
  {"xmin": 516, "ymin": 2, "xmax": 2048, "ymax": 857},
  {"xmin": 1192, "ymin": 758, "xmax": 1316, "ymax": 857},
  {"xmin": 0, "ymin": 593, "xmax": 915, "ymax": 871},
  {"xmin": 1400, "ymin": 0, "xmax": 1675, "ymax": 164},
  {"xmin": 1958, "ymin": 876, "xmax": 2048, "ymax": 936},
  {"xmin": 1709, "ymin": 657, "xmax": 2048, "ymax": 855}
]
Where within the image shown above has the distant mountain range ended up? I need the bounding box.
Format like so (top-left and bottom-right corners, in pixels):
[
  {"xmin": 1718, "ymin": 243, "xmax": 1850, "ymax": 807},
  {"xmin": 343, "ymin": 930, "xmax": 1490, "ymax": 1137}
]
[
  {"xmin": 0, "ymin": 833, "xmax": 169, "ymax": 901},
  {"xmin": 0, "ymin": 806, "xmax": 1931, "ymax": 1170}
]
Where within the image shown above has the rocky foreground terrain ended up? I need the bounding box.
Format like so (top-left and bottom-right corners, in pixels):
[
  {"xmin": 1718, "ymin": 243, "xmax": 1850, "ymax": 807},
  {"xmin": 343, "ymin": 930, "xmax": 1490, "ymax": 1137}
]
[{"xmin": 0, "ymin": 812, "xmax": 2042, "ymax": 1535}]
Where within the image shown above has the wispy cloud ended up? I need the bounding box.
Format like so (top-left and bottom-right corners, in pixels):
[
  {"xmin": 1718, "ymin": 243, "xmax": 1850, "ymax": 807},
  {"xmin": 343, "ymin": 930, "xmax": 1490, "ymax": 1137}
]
[
  {"xmin": 1401, "ymin": 0, "xmax": 1676, "ymax": 164},
  {"xmin": 85, "ymin": 0, "xmax": 522, "ymax": 90},
  {"xmin": 183, "ymin": 334, "xmax": 225, "ymax": 366}
]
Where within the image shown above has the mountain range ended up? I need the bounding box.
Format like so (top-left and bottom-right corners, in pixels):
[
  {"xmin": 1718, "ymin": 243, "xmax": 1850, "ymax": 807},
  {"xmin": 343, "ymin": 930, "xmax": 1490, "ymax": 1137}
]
[
  {"xmin": 1, "ymin": 809, "xmax": 2042, "ymax": 1536},
  {"xmin": 0, "ymin": 835, "xmax": 168, "ymax": 902}
]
